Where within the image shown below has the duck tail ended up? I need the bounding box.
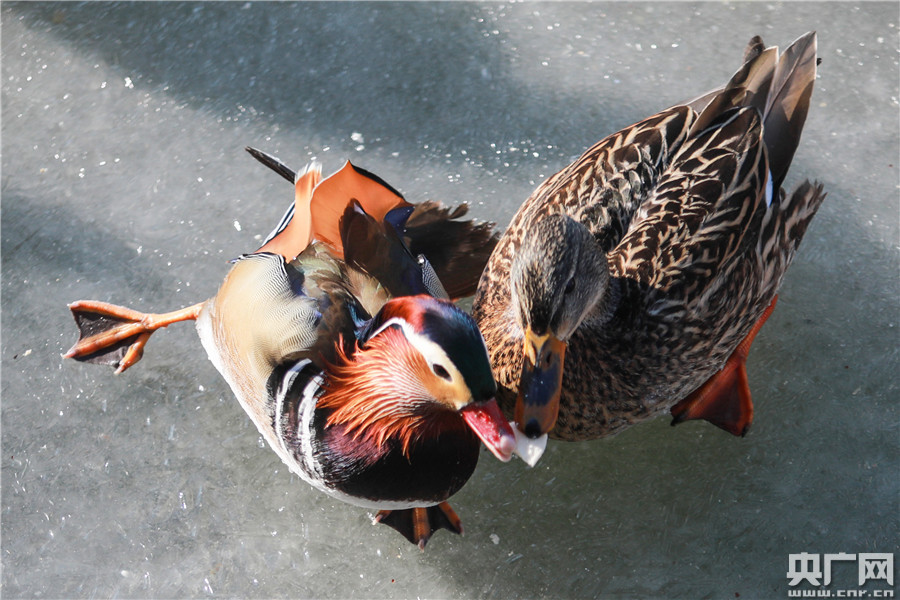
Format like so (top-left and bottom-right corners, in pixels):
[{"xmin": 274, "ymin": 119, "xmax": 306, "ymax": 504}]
[
  {"xmin": 760, "ymin": 32, "xmax": 818, "ymax": 190},
  {"xmin": 767, "ymin": 180, "xmax": 827, "ymax": 256},
  {"xmin": 688, "ymin": 32, "xmax": 817, "ymax": 191}
]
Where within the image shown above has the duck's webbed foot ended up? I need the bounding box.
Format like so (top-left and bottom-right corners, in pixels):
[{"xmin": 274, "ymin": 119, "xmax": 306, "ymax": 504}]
[
  {"xmin": 671, "ymin": 295, "xmax": 778, "ymax": 436},
  {"xmin": 374, "ymin": 502, "xmax": 464, "ymax": 551},
  {"xmin": 63, "ymin": 300, "xmax": 203, "ymax": 374}
]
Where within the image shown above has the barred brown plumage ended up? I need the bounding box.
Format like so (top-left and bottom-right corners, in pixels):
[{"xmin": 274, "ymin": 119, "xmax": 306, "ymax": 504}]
[{"xmin": 473, "ymin": 32, "xmax": 826, "ymax": 446}]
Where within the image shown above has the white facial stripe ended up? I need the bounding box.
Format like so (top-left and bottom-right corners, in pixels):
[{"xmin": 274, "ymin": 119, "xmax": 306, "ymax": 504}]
[{"xmin": 369, "ymin": 317, "xmax": 468, "ymax": 399}]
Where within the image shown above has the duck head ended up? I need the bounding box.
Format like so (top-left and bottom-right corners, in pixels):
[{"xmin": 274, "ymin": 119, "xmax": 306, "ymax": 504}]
[
  {"xmin": 510, "ymin": 213, "xmax": 610, "ymax": 439},
  {"xmin": 319, "ymin": 295, "xmax": 517, "ymax": 462}
]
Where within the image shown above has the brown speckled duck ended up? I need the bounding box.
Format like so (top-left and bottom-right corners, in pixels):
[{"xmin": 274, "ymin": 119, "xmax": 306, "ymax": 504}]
[{"xmin": 472, "ymin": 32, "xmax": 826, "ymax": 448}]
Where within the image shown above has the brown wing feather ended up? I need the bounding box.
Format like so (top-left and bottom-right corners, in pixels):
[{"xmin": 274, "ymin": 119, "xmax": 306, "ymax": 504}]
[
  {"xmin": 402, "ymin": 201, "xmax": 498, "ymax": 299},
  {"xmin": 339, "ymin": 200, "xmax": 429, "ymax": 299},
  {"xmin": 762, "ymin": 32, "xmax": 818, "ymax": 189},
  {"xmin": 688, "ymin": 47, "xmax": 777, "ymax": 137},
  {"xmin": 680, "ymin": 35, "xmax": 768, "ymax": 114},
  {"xmin": 612, "ymin": 107, "xmax": 767, "ymax": 301}
]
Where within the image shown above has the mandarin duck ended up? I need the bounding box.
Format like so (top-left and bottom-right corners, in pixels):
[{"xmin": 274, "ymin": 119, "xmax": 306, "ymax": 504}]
[
  {"xmin": 472, "ymin": 32, "xmax": 826, "ymax": 453},
  {"xmin": 65, "ymin": 148, "xmax": 519, "ymax": 549}
]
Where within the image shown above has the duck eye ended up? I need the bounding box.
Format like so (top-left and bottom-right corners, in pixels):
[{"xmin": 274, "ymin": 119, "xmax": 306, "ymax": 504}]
[
  {"xmin": 564, "ymin": 278, "xmax": 576, "ymax": 295},
  {"xmin": 432, "ymin": 363, "xmax": 452, "ymax": 381}
]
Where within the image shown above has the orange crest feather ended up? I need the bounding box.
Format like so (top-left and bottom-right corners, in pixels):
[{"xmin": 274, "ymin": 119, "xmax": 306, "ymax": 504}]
[
  {"xmin": 318, "ymin": 328, "xmax": 461, "ymax": 457},
  {"xmin": 256, "ymin": 166, "xmax": 320, "ymax": 260}
]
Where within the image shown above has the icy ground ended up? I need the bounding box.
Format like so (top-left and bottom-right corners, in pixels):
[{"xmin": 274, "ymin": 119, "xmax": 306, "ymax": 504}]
[{"xmin": 3, "ymin": 2, "xmax": 898, "ymax": 598}]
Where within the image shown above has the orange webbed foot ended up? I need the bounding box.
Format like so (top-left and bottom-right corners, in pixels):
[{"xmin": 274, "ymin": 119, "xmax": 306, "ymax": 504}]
[
  {"xmin": 671, "ymin": 296, "xmax": 779, "ymax": 436},
  {"xmin": 64, "ymin": 300, "xmax": 204, "ymax": 373},
  {"xmin": 374, "ymin": 502, "xmax": 464, "ymax": 550}
]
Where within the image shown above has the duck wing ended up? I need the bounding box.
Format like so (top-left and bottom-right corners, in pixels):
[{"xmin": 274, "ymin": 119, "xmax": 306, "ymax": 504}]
[
  {"xmin": 399, "ymin": 201, "xmax": 498, "ymax": 299},
  {"xmin": 339, "ymin": 199, "xmax": 449, "ymax": 301},
  {"xmin": 252, "ymin": 156, "xmax": 411, "ymax": 262},
  {"xmin": 610, "ymin": 106, "xmax": 767, "ymax": 301},
  {"xmin": 198, "ymin": 249, "xmax": 363, "ymax": 393},
  {"xmin": 613, "ymin": 32, "xmax": 820, "ymax": 320},
  {"xmin": 612, "ymin": 33, "xmax": 824, "ymax": 435},
  {"xmin": 248, "ymin": 148, "xmax": 497, "ymax": 299}
]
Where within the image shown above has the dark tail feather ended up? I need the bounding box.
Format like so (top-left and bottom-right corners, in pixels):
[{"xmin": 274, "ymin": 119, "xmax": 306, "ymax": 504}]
[
  {"xmin": 401, "ymin": 201, "xmax": 499, "ymax": 299},
  {"xmin": 245, "ymin": 146, "xmax": 296, "ymax": 183},
  {"xmin": 761, "ymin": 32, "xmax": 818, "ymax": 190}
]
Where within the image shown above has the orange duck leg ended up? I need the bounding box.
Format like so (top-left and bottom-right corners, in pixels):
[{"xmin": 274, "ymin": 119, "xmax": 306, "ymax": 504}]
[
  {"xmin": 671, "ymin": 295, "xmax": 778, "ymax": 437},
  {"xmin": 64, "ymin": 300, "xmax": 204, "ymax": 374}
]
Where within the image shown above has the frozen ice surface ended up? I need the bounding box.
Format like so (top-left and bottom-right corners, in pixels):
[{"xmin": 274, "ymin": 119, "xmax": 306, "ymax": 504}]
[{"xmin": 3, "ymin": 2, "xmax": 898, "ymax": 598}]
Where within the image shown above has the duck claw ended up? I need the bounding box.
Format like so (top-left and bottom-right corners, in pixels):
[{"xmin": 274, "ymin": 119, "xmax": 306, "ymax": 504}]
[
  {"xmin": 374, "ymin": 502, "xmax": 463, "ymax": 550},
  {"xmin": 112, "ymin": 331, "xmax": 152, "ymax": 374},
  {"xmin": 64, "ymin": 300, "xmax": 203, "ymax": 373}
]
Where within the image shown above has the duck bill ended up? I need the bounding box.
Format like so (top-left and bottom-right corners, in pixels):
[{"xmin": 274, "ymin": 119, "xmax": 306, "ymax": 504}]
[
  {"xmin": 460, "ymin": 399, "xmax": 517, "ymax": 462},
  {"xmin": 515, "ymin": 328, "xmax": 567, "ymax": 438}
]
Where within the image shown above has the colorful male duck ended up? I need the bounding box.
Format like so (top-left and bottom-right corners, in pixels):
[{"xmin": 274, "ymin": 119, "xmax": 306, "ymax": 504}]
[
  {"xmin": 473, "ymin": 33, "xmax": 826, "ymax": 452},
  {"xmin": 65, "ymin": 149, "xmax": 517, "ymax": 549}
]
